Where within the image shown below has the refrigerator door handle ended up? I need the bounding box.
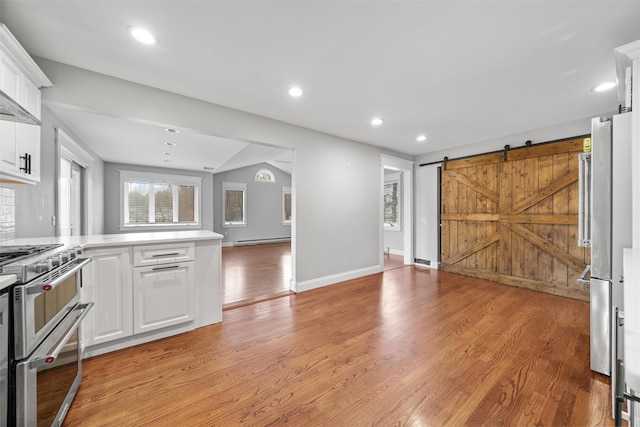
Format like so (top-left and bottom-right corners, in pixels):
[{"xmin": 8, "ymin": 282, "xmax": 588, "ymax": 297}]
[
  {"xmin": 577, "ymin": 264, "xmax": 591, "ymax": 287},
  {"xmin": 578, "ymin": 152, "xmax": 592, "ymax": 247}
]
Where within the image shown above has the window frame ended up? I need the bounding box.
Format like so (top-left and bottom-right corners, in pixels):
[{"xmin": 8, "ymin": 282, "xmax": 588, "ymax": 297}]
[
  {"xmin": 119, "ymin": 170, "xmax": 202, "ymax": 231},
  {"xmin": 222, "ymin": 181, "xmax": 248, "ymax": 227},
  {"xmin": 282, "ymin": 186, "xmax": 292, "ymax": 225},
  {"xmin": 254, "ymin": 169, "xmax": 275, "ymax": 183},
  {"xmin": 384, "ymin": 179, "xmax": 402, "ymax": 231}
]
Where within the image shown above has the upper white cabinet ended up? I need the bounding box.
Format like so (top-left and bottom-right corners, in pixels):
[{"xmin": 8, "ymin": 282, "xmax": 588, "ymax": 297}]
[{"xmin": 0, "ymin": 24, "xmax": 52, "ymax": 184}]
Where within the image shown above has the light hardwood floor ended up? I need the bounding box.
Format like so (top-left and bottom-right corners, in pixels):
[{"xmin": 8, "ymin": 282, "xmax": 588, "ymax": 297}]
[{"xmin": 64, "ymin": 265, "xmax": 614, "ymax": 426}]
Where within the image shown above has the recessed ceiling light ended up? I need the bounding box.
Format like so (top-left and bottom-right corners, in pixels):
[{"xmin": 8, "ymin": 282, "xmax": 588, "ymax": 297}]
[
  {"xmin": 163, "ymin": 152, "xmax": 171, "ymax": 156},
  {"xmin": 164, "ymin": 142, "xmax": 176, "ymax": 146},
  {"xmin": 288, "ymin": 87, "xmax": 303, "ymax": 97},
  {"xmin": 416, "ymin": 135, "xmax": 427, "ymax": 142},
  {"xmin": 164, "ymin": 128, "xmax": 180, "ymax": 134},
  {"xmin": 163, "ymin": 159, "xmax": 171, "ymax": 163},
  {"xmin": 371, "ymin": 117, "xmax": 384, "ymax": 126},
  {"xmin": 129, "ymin": 26, "xmax": 156, "ymax": 45},
  {"xmin": 203, "ymin": 166, "xmax": 215, "ymax": 171},
  {"xmin": 593, "ymin": 81, "xmax": 616, "ymax": 92}
]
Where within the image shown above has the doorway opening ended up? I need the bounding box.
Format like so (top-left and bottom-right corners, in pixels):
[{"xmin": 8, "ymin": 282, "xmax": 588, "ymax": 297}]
[
  {"xmin": 218, "ymin": 150, "xmax": 295, "ymax": 309},
  {"xmin": 381, "ymin": 155, "xmax": 414, "ymax": 270}
]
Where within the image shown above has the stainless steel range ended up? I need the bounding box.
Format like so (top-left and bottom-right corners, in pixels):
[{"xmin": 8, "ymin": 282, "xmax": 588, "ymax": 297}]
[{"xmin": 0, "ymin": 243, "xmax": 93, "ymax": 427}]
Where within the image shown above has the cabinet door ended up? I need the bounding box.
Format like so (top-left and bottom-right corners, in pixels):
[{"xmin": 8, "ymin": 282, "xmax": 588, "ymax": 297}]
[
  {"xmin": 0, "ymin": 56, "xmax": 21, "ymax": 176},
  {"xmin": 82, "ymin": 247, "xmax": 133, "ymax": 347},
  {"xmin": 133, "ymin": 262, "xmax": 195, "ymax": 334},
  {"xmin": 16, "ymin": 78, "xmax": 41, "ymax": 181}
]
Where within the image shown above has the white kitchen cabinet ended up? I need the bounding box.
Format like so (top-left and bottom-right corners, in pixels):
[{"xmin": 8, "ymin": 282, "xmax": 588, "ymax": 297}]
[
  {"xmin": 133, "ymin": 261, "xmax": 195, "ymax": 334},
  {"xmin": 82, "ymin": 246, "xmax": 133, "ymax": 347},
  {"xmin": 0, "ymin": 24, "xmax": 51, "ymax": 184}
]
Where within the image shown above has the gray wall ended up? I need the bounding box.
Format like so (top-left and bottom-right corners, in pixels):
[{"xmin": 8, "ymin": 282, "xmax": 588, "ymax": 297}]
[
  {"xmin": 35, "ymin": 58, "xmax": 413, "ymax": 290},
  {"xmin": 103, "ymin": 162, "xmax": 214, "ymax": 234},
  {"xmin": 213, "ymin": 163, "xmax": 291, "ymax": 245},
  {"xmin": 5, "ymin": 104, "xmax": 105, "ymax": 238}
]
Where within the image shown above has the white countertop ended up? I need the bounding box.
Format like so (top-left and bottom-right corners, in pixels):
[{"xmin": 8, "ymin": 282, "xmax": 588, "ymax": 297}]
[
  {"xmin": 0, "ymin": 230, "xmax": 223, "ymax": 249},
  {"xmin": 0, "ymin": 273, "xmax": 17, "ymax": 292}
]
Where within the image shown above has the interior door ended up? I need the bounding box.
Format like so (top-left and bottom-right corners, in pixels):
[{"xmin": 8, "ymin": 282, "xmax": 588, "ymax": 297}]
[
  {"xmin": 58, "ymin": 156, "xmax": 84, "ymax": 236},
  {"xmin": 440, "ymin": 137, "xmax": 590, "ymax": 301}
]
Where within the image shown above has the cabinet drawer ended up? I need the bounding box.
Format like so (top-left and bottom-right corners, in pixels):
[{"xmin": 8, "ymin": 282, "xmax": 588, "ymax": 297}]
[{"xmin": 133, "ymin": 242, "xmax": 194, "ymax": 267}]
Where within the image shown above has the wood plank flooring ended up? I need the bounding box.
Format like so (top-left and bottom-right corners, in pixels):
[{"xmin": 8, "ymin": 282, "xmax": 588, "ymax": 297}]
[
  {"xmin": 222, "ymin": 243, "xmax": 292, "ymax": 308},
  {"xmin": 64, "ymin": 267, "xmax": 614, "ymax": 426}
]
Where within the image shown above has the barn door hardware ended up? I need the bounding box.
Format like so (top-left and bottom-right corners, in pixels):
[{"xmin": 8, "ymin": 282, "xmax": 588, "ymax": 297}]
[
  {"xmin": 503, "ymin": 145, "xmax": 510, "ymax": 161},
  {"xmin": 443, "ymin": 156, "xmax": 449, "ymax": 171}
]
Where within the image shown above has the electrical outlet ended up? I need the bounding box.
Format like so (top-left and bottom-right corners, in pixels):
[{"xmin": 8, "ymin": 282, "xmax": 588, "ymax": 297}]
[{"xmin": 51, "ymin": 216, "xmax": 56, "ymax": 226}]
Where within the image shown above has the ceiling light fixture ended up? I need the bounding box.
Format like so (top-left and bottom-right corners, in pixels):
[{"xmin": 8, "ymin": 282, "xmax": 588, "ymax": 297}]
[
  {"xmin": 129, "ymin": 26, "xmax": 156, "ymax": 45},
  {"xmin": 371, "ymin": 117, "xmax": 384, "ymax": 126},
  {"xmin": 593, "ymin": 81, "xmax": 616, "ymax": 92},
  {"xmin": 164, "ymin": 142, "xmax": 176, "ymax": 146},
  {"xmin": 288, "ymin": 87, "xmax": 303, "ymax": 97},
  {"xmin": 163, "ymin": 152, "xmax": 171, "ymax": 156},
  {"xmin": 416, "ymin": 135, "xmax": 427, "ymax": 142},
  {"xmin": 164, "ymin": 128, "xmax": 180, "ymax": 134}
]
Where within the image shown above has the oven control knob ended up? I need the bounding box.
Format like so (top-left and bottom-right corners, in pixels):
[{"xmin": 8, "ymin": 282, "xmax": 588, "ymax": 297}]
[
  {"xmin": 59, "ymin": 251, "xmax": 70, "ymax": 263},
  {"xmin": 73, "ymin": 246, "xmax": 84, "ymax": 256},
  {"xmin": 67, "ymin": 249, "xmax": 77, "ymax": 260},
  {"xmin": 48, "ymin": 256, "xmax": 61, "ymax": 267},
  {"xmin": 35, "ymin": 258, "xmax": 53, "ymax": 273}
]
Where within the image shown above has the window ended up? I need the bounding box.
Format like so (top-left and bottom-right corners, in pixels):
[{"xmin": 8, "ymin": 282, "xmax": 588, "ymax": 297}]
[
  {"xmin": 222, "ymin": 182, "xmax": 247, "ymax": 227},
  {"xmin": 282, "ymin": 186, "xmax": 292, "ymax": 225},
  {"xmin": 384, "ymin": 180, "xmax": 401, "ymax": 230},
  {"xmin": 120, "ymin": 170, "xmax": 201, "ymax": 229},
  {"xmin": 255, "ymin": 169, "xmax": 275, "ymax": 183}
]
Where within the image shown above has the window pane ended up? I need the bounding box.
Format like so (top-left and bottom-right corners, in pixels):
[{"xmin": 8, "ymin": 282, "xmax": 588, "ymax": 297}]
[
  {"xmin": 384, "ymin": 182, "xmax": 398, "ymax": 225},
  {"xmin": 154, "ymin": 184, "xmax": 174, "ymax": 223},
  {"xmin": 284, "ymin": 193, "xmax": 292, "ymax": 221},
  {"xmin": 128, "ymin": 182, "xmax": 149, "ymax": 223},
  {"xmin": 225, "ymin": 190, "xmax": 244, "ymax": 223},
  {"xmin": 178, "ymin": 185, "xmax": 195, "ymax": 222}
]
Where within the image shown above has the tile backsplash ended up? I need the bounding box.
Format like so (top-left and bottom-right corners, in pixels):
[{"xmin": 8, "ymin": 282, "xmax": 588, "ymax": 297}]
[{"xmin": 0, "ymin": 186, "xmax": 16, "ymax": 241}]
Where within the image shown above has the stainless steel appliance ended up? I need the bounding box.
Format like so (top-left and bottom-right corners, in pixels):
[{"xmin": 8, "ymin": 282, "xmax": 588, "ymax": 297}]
[
  {"xmin": 0, "ymin": 243, "xmax": 92, "ymax": 426},
  {"xmin": 1, "ymin": 291, "xmax": 8, "ymax": 426},
  {"xmin": 578, "ymin": 113, "xmax": 632, "ymax": 415}
]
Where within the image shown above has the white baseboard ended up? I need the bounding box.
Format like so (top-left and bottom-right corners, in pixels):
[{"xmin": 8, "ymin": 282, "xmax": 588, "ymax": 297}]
[
  {"xmin": 293, "ymin": 265, "xmax": 382, "ymax": 293},
  {"xmin": 388, "ymin": 248, "xmax": 404, "ymax": 256}
]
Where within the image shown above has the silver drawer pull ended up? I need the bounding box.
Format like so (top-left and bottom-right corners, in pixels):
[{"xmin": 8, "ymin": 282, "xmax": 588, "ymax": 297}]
[
  {"xmin": 152, "ymin": 265, "xmax": 180, "ymax": 271},
  {"xmin": 152, "ymin": 252, "xmax": 180, "ymax": 258}
]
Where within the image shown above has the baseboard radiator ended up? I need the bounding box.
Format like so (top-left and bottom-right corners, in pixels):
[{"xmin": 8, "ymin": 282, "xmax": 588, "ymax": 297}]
[{"xmin": 234, "ymin": 237, "xmax": 291, "ymax": 246}]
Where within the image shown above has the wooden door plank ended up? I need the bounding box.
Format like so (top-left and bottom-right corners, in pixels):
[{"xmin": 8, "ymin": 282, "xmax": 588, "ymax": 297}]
[
  {"xmin": 445, "ymin": 231, "xmax": 500, "ymax": 266},
  {"xmin": 501, "ymin": 222, "xmax": 586, "ymax": 273},
  {"xmin": 446, "ymin": 170, "xmax": 500, "ymax": 204},
  {"xmin": 503, "ymin": 172, "xmax": 577, "ymax": 215}
]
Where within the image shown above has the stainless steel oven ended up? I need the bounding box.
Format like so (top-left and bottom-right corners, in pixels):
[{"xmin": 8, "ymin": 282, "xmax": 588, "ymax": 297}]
[
  {"xmin": 12, "ymin": 256, "xmax": 91, "ymax": 360},
  {"xmin": 1, "ymin": 243, "xmax": 92, "ymax": 427},
  {"xmin": 15, "ymin": 301, "xmax": 92, "ymax": 426}
]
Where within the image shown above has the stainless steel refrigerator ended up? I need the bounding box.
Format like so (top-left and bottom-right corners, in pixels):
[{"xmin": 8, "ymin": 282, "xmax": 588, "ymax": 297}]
[{"xmin": 578, "ymin": 113, "xmax": 632, "ymax": 413}]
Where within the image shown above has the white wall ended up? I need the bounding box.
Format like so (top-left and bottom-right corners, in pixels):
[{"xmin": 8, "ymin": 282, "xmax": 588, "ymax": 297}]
[
  {"xmin": 36, "ymin": 58, "xmax": 412, "ymax": 291},
  {"xmin": 414, "ymin": 164, "xmax": 439, "ymax": 267}
]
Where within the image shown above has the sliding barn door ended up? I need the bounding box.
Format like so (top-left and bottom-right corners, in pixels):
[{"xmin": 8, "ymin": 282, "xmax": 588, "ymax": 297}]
[{"xmin": 441, "ymin": 138, "xmax": 590, "ymax": 301}]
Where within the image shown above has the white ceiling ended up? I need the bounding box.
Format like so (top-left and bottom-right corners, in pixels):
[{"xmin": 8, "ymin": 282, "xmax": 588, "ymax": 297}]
[{"xmin": 1, "ymin": 1, "xmax": 639, "ymax": 172}]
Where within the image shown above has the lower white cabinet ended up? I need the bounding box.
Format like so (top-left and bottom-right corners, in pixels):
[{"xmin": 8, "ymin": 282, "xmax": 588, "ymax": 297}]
[
  {"xmin": 83, "ymin": 243, "xmax": 197, "ymax": 352},
  {"xmin": 133, "ymin": 262, "xmax": 195, "ymax": 334},
  {"xmin": 82, "ymin": 246, "xmax": 133, "ymax": 347}
]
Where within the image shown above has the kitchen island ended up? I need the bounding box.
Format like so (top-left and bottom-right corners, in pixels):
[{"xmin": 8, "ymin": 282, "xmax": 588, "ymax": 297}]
[{"xmin": 1, "ymin": 230, "xmax": 223, "ymax": 358}]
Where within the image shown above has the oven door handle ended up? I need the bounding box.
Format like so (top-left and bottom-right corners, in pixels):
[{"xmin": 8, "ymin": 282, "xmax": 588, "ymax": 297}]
[
  {"xmin": 27, "ymin": 257, "xmax": 93, "ymax": 295},
  {"xmin": 30, "ymin": 302, "xmax": 93, "ymax": 369}
]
